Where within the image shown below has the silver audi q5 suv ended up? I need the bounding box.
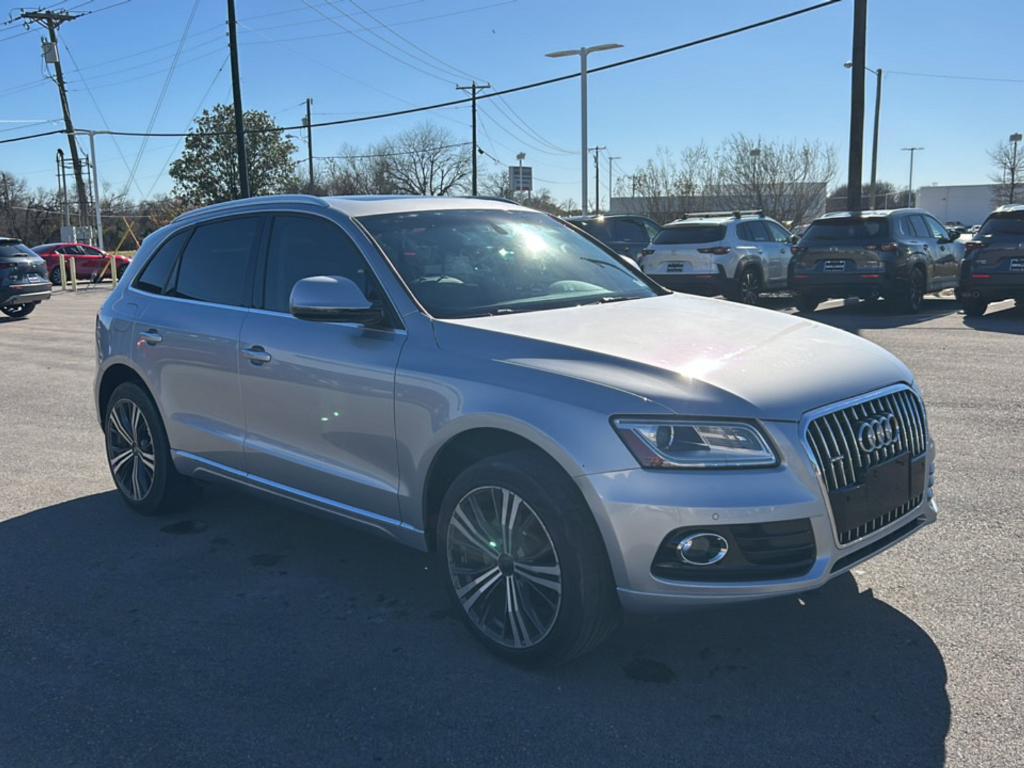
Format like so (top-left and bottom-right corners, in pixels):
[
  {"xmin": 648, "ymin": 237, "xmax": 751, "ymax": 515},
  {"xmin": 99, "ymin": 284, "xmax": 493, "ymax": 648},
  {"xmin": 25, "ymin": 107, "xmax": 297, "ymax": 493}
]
[{"xmin": 95, "ymin": 195, "xmax": 937, "ymax": 662}]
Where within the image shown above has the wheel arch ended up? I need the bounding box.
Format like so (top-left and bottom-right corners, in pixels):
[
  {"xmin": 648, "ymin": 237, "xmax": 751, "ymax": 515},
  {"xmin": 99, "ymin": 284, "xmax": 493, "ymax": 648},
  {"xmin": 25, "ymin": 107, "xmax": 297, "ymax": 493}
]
[
  {"xmin": 97, "ymin": 362, "xmax": 153, "ymax": 427},
  {"xmin": 420, "ymin": 426, "xmax": 587, "ymax": 552}
]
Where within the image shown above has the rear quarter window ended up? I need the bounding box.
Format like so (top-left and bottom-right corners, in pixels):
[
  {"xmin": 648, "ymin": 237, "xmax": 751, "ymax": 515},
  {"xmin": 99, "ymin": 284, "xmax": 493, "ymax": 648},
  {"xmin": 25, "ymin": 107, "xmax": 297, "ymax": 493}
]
[
  {"xmin": 654, "ymin": 224, "xmax": 726, "ymax": 245},
  {"xmin": 802, "ymin": 218, "xmax": 890, "ymax": 242}
]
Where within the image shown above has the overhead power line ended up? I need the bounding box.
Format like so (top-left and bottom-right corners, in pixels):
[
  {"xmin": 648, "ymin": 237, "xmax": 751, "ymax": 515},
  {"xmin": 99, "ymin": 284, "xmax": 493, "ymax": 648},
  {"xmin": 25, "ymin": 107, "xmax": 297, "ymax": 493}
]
[{"xmin": 0, "ymin": 0, "xmax": 843, "ymax": 145}]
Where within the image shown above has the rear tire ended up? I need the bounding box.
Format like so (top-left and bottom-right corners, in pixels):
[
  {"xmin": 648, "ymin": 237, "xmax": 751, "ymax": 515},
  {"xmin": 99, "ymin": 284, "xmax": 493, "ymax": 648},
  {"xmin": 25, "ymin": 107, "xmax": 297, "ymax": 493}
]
[
  {"xmin": 888, "ymin": 266, "xmax": 926, "ymax": 314},
  {"xmin": 104, "ymin": 382, "xmax": 194, "ymax": 516},
  {"xmin": 436, "ymin": 449, "xmax": 620, "ymax": 664},
  {"xmin": 728, "ymin": 267, "xmax": 762, "ymax": 305},
  {"xmin": 1, "ymin": 302, "xmax": 36, "ymax": 318},
  {"xmin": 961, "ymin": 297, "xmax": 989, "ymax": 318},
  {"xmin": 795, "ymin": 293, "xmax": 820, "ymax": 314},
  {"xmin": 49, "ymin": 266, "xmax": 63, "ymax": 286}
]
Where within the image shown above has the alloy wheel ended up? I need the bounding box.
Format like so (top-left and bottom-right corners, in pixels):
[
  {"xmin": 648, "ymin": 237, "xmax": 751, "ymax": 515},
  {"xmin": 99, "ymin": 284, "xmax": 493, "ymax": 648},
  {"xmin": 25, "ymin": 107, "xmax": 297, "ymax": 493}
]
[
  {"xmin": 446, "ymin": 486, "xmax": 562, "ymax": 650},
  {"xmin": 739, "ymin": 269, "xmax": 760, "ymax": 304},
  {"xmin": 106, "ymin": 399, "xmax": 157, "ymax": 502}
]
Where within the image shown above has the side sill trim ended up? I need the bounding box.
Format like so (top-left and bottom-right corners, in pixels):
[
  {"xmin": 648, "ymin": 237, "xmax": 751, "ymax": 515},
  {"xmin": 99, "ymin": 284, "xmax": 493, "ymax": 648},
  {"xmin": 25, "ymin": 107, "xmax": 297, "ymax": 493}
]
[{"xmin": 173, "ymin": 450, "xmax": 423, "ymax": 536}]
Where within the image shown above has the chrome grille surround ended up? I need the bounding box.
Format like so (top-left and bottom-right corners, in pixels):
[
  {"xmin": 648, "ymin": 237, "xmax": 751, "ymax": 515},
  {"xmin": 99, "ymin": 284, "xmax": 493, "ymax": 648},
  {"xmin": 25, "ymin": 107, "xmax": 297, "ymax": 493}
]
[{"xmin": 801, "ymin": 384, "xmax": 930, "ymax": 548}]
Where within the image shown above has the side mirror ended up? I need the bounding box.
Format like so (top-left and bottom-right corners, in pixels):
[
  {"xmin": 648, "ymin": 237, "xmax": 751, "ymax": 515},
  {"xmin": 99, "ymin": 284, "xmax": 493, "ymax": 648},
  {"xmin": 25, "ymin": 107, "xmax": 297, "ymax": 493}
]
[
  {"xmin": 289, "ymin": 275, "xmax": 384, "ymax": 325},
  {"xmin": 789, "ymin": 234, "xmax": 801, "ymax": 244}
]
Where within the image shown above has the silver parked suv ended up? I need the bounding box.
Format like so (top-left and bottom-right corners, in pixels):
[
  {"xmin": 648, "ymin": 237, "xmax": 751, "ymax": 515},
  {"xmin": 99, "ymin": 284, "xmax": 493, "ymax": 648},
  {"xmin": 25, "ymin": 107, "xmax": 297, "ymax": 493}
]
[
  {"xmin": 638, "ymin": 210, "xmax": 794, "ymax": 302},
  {"xmin": 95, "ymin": 195, "xmax": 937, "ymax": 662}
]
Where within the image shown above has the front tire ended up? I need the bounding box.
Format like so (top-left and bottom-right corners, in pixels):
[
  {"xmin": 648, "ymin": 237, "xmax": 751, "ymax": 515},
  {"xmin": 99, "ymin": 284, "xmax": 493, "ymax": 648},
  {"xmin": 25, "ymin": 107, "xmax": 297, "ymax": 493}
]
[
  {"xmin": 104, "ymin": 382, "xmax": 193, "ymax": 515},
  {"xmin": 1, "ymin": 302, "xmax": 36, "ymax": 318},
  {"xmin": 437, "ymin": 450, "xmax": 620, "ymax": 664}
]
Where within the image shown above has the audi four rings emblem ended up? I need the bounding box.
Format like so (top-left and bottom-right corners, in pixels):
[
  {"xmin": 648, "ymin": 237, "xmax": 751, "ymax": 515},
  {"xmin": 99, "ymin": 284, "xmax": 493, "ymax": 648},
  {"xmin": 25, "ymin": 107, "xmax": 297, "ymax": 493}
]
[{"xmin": 857, "ymin": 413, "xmax": 900, "ymax": 452}]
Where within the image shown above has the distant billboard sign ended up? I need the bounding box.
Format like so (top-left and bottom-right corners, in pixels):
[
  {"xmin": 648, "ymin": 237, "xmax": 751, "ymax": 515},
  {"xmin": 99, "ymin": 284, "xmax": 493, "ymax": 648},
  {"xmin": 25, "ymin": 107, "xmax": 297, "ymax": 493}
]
[{"xmin": 509, "ymin": 165, "xmax": 533, "ymax": 193}]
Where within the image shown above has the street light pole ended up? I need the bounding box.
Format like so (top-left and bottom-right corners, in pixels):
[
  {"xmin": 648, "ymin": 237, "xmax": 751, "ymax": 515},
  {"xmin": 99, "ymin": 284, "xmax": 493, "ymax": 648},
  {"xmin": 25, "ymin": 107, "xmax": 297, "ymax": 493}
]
[
  {"xmin": 1009, "ymin": 136, "xmax": 1020, "ymax": 204},
  {"xmin": 902, "ymin": 146, "xmax": 924, "ymax": 206},
  {"xmin": 846, "ymin": 0, "xmax": 868, "ymax": 212},
  {"xmin": 846, "ymin": 61, "xmax": 883, "ymax": 208},
  {"xmin": 608, "ymin": 155, "xmax": 620, "ymax": 212},
  {"xmin": 546, "ymin": 43, "xmax": 622, "ymax": 215}
]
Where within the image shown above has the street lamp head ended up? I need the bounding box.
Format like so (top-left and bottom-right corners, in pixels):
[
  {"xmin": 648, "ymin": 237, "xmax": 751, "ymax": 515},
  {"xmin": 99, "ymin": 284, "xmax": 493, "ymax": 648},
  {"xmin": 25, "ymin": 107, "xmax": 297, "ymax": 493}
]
[
  {"xmin": 545, "ymin": 49, "xmax": 579, "ymax": 59},
  {"xmin": 843, "ymin": 60, "xmax": 853, "ymax": 69},
  {"xmin": 586, "ymin": 43, "xmax": 622, "ymax": 54},
  {"xmin": 1011, "ymin": 133, "xmax": 1023, "ymax": 143},
  {"xmin": 546, "ymin": 43, "xmax": 622, "ymax": 58}
]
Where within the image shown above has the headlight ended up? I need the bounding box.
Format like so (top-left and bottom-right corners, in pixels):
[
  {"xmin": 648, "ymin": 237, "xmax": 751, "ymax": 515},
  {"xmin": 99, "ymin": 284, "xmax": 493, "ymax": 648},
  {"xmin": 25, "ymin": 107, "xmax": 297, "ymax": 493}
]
[{"xmin": 612, "ymin": 418, "xmax": 777, "ymax": 469}]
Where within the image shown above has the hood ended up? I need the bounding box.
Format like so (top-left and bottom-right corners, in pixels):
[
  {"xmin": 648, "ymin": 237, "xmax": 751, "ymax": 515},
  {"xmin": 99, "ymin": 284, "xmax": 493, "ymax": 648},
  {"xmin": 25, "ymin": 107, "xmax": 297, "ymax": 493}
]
[{"xmin": 435, "ymin": 293, "xmax": 913, "ymax": 421}]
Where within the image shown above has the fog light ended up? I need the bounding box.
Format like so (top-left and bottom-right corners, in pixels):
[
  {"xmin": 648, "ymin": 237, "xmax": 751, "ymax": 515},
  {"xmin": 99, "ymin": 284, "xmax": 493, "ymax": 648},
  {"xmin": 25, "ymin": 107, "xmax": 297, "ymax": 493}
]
[{"xmin": 676, "ymin": 532, "xmax": 729, "ymax": 566}]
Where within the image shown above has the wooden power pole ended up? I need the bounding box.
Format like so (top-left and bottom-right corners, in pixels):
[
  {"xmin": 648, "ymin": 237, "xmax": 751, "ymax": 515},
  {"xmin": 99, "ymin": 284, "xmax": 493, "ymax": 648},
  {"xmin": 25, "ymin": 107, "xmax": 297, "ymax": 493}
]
[
  {"xmin": 456, "ymin": 81, "xmax": 490, "ymax": 196},
  {"xmin": 19, "ymin": 8, "xmax": 89, "ymax": 226}
]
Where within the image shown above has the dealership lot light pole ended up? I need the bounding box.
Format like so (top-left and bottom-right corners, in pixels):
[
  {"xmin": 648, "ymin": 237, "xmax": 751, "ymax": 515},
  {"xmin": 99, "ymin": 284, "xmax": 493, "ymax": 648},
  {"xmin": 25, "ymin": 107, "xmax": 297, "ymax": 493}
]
[
  {"xmin": 545, "ymin": 43, "xmax": 622, "ymax": 215},
  {"xmin": 1009, "ymin": 132, "xmax": 1022, "ymax": 204}
]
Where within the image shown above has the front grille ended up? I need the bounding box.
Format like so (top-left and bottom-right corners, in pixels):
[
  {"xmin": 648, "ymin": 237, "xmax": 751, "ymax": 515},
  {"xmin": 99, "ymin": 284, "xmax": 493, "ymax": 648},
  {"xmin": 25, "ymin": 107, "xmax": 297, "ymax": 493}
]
[{"xmin": 805, "ymin": 387, "xmax": 928, "ymax": 546}]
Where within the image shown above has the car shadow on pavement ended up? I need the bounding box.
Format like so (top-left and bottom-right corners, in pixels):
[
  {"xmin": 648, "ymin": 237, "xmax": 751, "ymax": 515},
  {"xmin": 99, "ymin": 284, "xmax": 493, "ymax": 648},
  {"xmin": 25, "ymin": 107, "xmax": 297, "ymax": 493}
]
[
  {"xmin": 0, "ymin": 487, "xmax": 950, "ymax": 767},
  {"xmin": 962, "ymin": 301, "xmax": 1024, "ymax": 335},
  {"xmin": 792, "ymin": 296, "xmax": 960, "ymax": 335}
]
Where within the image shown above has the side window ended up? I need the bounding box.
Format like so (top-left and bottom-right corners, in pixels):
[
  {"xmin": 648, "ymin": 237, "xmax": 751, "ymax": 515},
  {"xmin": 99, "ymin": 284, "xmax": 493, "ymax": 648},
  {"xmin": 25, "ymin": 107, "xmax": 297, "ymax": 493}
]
[
  {"xmin": 907, "ymin": 215, "xmax": 929, "ymax": 238},
  {"xmin": 610, "ymin": 219, "xmax": 648, "ymax": 243},
  {"xmin": 766, "ymin": 221, "xmax": 791, "ymax": 243},
  {"xmin": 738, "ymin": 221, "xmax": 771, "ymax": 242},
  {"xmin": 262, "ymin": 215, "xmax": 375, "ymax": 314},
  {"xmin": 922, "ymin": 216, "xmax": 948, "ymax": 240},
  {"xmin": 135, "ymin": 230, "xmax": 189, "ymax": 295},
  {"xmin": 169, "ymin": 216, "xmax": 261, "ymax": 306}
]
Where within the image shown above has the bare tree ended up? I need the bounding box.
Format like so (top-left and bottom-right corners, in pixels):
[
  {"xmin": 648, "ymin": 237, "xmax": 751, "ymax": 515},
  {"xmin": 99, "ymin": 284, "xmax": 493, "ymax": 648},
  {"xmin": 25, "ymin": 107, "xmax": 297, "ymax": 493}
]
[
  {"xmin": 988, "ymin": 139, "xmax": 1024, "ymax": 206},
  {"xmin": 377, "ymin": 123, "xmax": 470, "ymax": 196}
]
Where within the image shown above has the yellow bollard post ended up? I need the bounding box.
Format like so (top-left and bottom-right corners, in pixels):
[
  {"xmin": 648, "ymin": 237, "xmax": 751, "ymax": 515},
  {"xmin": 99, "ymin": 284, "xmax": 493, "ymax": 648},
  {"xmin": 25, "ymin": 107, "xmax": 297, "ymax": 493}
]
[
  {"xmin": 69, "ymin": 257, "xmax": 78, "ymax": 293},
  {"xmin": 58, "ymin": 253, "xmax": 68, "ymax": 291},
  {"xmin": 110, "ymin": 253, "xmax": 118, "ymax": 287}
]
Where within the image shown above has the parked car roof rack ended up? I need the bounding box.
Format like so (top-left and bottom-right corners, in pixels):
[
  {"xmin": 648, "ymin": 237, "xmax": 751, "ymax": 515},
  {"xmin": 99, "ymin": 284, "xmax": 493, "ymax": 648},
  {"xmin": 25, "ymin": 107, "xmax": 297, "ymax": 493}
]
[
  {"xmin": 171, "ymin": 194, "xmax": 329, "ymax": 224},
  {"xmin": 677, "ymin": 210, "xmax": 763, "ymax": 220}
]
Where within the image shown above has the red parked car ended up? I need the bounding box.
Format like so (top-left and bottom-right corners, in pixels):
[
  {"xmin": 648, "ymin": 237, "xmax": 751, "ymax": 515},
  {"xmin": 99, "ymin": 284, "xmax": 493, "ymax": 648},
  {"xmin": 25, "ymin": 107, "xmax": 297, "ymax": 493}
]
[{"xmin": 31, "ymin": 242, "xmax": 131, "ymax": 285}]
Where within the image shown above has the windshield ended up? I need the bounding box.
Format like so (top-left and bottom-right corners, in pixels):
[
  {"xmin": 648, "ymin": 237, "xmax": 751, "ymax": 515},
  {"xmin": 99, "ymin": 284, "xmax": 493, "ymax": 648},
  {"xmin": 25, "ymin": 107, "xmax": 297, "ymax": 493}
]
[
  {"xmin": 978, "ymin": 214, "xmax": 1024, "ymax": 239},
  {"xmin": 654, "ymin": 224, "xmax": 726, "ymax": 245},
  {"xmin": 802, "ymin": 218, "xmax": 890, "ymax": 242},
  {"xmin": 358, "ymin": 209, "xmax": 658, "ymax": 319}
]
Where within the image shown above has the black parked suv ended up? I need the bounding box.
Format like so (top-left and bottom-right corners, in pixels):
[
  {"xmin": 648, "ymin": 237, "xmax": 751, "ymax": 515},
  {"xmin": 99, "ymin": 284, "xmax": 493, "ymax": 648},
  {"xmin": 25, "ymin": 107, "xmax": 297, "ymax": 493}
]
[
  {"xmin": 789, "ymin": 209, "xmax": 963, "ymax": 314},
  {"xmin": 0, "ymin": 237, "xmax": 51, "ymax": 318},
  {"xmin": 958, "ymin": 204, "xmax": 1024, "ymax": 317},
  {"xmin": 565, "ymin": 214, "xmax": 660, "ymax": 260}
]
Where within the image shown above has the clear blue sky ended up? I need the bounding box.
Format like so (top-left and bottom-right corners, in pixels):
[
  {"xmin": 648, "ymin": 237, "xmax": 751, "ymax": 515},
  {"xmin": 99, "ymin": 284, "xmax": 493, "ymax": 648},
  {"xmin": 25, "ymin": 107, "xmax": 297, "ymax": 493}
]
[{"xmin": 1, "ymin": 0, "xmax": 1020, "ymax": 205}]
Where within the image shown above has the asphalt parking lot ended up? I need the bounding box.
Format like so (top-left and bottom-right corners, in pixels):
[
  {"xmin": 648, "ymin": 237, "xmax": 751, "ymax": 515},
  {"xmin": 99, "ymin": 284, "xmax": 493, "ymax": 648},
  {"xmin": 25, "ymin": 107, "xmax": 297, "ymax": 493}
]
[{"xmin": 1, "ymin": 287, "xmax": 1022, "ymax": 768}]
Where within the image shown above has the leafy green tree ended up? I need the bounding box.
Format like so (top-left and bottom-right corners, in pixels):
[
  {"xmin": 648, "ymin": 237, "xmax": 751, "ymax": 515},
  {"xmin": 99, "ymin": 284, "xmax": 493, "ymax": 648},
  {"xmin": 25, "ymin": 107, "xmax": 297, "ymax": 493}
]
[{"xmin": 170, "ymin": 104, "xmax": 296, "ymax": 205}]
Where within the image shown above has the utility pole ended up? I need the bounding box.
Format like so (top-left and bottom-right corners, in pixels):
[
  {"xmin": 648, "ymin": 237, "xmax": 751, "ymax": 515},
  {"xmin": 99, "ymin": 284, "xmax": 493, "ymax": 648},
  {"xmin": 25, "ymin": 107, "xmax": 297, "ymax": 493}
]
[
  {"xmin": 19, "ymin": 8, "xmax": 89, "ymax": 226},
  {"xmin": 608, "ymin": 155, "xmax": 620, "ymax": 212},
  {"xmin": 902, "ymin": 146, "xmax": 924, "ymax": 206},
  {"xmin": 1009, "ymin": 132, "xmax": 1022, "ymax": 204},
  {"xmin": 846, "ymin": 0, "xmax": 868, "ymax": 212},
  {"xmin": 456, "ymin": 81, "xmax": 490, "ymax": 196},
  {"xmin": 590, "ymin": 146, "xmax": 606, "ymax": 213},
  {"xmin": 869, "ymin": 67, "xmax": 882, "ymax": 208},
  {"xmin": 304, "ymin": 98, "xmax": 314, "ymax": 192},
  {"xmin": 227, "ymin": 0, "xmax": 250, "ymax": 198}
]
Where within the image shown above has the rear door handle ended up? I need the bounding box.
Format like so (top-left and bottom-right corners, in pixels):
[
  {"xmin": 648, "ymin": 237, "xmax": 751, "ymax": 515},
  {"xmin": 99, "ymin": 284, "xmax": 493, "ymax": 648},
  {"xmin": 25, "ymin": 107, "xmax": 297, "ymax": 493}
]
[
  {"xmin": 242, "ymin": 345, "xmax": 272, "ymax": 365},
  {"xmin": 138, "ymin": 329, "xmax": 162, "ymax": 345}
]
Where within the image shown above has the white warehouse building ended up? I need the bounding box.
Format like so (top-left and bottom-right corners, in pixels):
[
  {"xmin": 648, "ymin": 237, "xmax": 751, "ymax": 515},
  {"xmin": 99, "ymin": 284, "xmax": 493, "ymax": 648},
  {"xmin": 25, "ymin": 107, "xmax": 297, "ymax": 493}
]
[{"xmin": 916, "ymin": 184, "xmax": 1000, "ymax": 226}]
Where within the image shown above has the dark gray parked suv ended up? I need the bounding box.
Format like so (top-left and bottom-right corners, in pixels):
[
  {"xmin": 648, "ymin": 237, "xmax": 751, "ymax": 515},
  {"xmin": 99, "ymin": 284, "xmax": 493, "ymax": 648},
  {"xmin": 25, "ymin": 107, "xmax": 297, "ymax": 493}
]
[{"xmin": 790, "ymin": 209, "xmax": 964, "ymax": 313}]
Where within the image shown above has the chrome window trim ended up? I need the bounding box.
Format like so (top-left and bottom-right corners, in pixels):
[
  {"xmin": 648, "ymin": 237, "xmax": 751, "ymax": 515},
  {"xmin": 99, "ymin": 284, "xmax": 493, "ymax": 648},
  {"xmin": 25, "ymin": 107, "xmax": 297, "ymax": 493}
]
[
  {"xmin": 125, "ymin": 285, "xmax": 252, "ymax": 314},
  {"xmin": 799, "ymin": 382, "xmax": 929, "ymax": 550}
]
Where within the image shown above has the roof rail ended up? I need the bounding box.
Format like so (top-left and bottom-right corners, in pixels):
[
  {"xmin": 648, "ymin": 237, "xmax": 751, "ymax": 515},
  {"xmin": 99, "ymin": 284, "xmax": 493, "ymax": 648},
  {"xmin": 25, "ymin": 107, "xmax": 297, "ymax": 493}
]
[
  {"xmin": 677, "ymin": 209, "xmax": 763, "ymax": 220},
  {"xmin": 171, "ymin": 194, "xmax": 329, "ymax": 224}
]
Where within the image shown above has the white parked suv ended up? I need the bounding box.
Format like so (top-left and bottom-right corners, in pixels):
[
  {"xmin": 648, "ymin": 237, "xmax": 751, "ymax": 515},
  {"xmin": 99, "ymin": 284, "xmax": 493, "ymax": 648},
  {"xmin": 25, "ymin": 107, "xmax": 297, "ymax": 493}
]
[{"xmin": 639, "ymin": 211, "xmax": 794, "ymax": 303}]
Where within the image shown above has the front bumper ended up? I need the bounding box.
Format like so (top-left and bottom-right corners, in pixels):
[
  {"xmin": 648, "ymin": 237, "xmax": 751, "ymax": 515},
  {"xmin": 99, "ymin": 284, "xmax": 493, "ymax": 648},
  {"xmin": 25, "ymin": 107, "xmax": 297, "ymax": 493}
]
[
  {"xmin": 0, "ymin": 282, "xmax": 52, "ymax": 306},
  {"xmin": 576, "ymin": 420, "xmax": 937, "ymax": 612}
]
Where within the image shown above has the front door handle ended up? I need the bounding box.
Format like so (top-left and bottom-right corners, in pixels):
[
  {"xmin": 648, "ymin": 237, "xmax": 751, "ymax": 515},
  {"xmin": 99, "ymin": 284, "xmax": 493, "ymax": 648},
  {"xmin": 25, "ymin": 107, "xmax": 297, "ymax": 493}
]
[
  {"xmin": 139, "ymin": 329, "xmax": 162, "ymax": 345},
  {"xmin": 242, "ymin": 345, "xmax": 272, "ymax": 365}
]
